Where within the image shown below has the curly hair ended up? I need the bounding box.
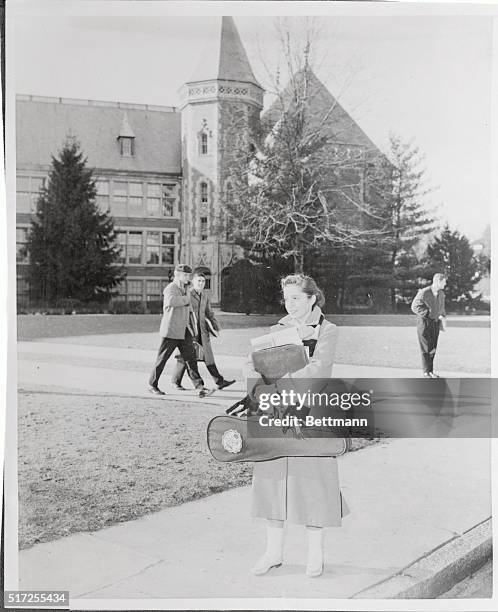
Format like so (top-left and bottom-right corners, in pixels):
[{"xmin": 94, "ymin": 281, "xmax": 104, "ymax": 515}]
[{"xmin": 280, "ymin": 274, "xmax": 325, "ymax": 309}]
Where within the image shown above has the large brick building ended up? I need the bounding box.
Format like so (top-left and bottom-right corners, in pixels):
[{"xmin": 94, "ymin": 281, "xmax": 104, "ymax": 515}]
[{"xmin": 16, "ymin": 16, "xmax": 383, "ymax": 308}]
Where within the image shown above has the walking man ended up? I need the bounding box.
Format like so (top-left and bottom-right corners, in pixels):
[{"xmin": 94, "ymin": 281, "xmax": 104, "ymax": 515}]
[
  {"xmin": 172, "ymin": 271, "xmax": 235, "ymax": 391},
  {"xmin": 411, "ymin": 273, "xmax": 447, "ymax": 378},
  {"xmin": 148, "ymin": 264, "xmax": 210, "ymax": 397}
]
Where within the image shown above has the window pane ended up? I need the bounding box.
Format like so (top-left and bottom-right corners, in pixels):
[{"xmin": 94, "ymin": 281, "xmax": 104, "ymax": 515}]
[
  {"xmin": 128, "ymin": 232, "xmax": 142, "ymax": 245},
  {"xmin": 147, "ymin": 280, "xmax": 161, "ymax": 293},
  {"xmin": 146, "ymin": 247, "xmax": 160, "ymax": 264},
  {"xmin": 161, "ymin": 248, "xmax": 174, "ymax": 265},
  {"xmin": 16, "ymin": 176, "xmax": 30, "ymax": 191},
  {"xmin": 17, "ymin": 193, "xmax": 31, "ymax": 213},
  {"xmin": 116, "ymin": 232, "xmax": 127, "ymax": 263},
  {"xmin": 121, "ymin": 138, "xmax": 134, "ymax": 157},
  {"xmin": 16, "ymin": 228, "xmax": 27, "ymax": 242},
  {"xmin": 97, "ymin": 195, "xmax": 110, "ymax": 212},
  {"xmin": 31, "ymin": 177, "xmax": 45, "ymax": 192},
  {"xmin": 112, "ymin": 196, "xmax": 127, "ymax": 216},
  {"xmin": 200, "ymin": 183, "xmax": 208, "ymax": 203},
  {"xmin": 129, "ymin": 182, "xmax": 142, "ymax": 197},
  {"xmin": 127, "ymin": 280, "xmax": 142, "ymax": 294},
  {"xmin": 147, "ymin": 231, "xmax": 160, "ymax": 245},
  {"xmin": 147, "ymin": 183, "xmax": 161, "ymax": 197},
  {"xmin": 30, "ymin": 193, "xmax": 40, "ymax": 212},
  {"xmin": 96, "ymin": 180, "xmax": 109, "ymax": 195},
  {"xmin": 114, "ymin": 181, "xmax": 128, "ymax": 197},
  {"xmin": 162, "ymin": 198, "xmax": 174, "ymax": 217},
  {"xmin": 128, "ymin": 232, "xmax": 142, "ymax": 264},
  {"xmin": 161, "ymin": 232, "xmax": 175, "ymax": 245},
  {"xmin": 147, "ymin": 198, "xmax": 160, "ymax": 217},
  {"xmin": 129, "ymin": 197, "xmax": 143, "ymax": 215}
]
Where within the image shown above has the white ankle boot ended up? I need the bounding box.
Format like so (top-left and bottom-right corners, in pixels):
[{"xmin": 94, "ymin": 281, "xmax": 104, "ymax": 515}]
[
  {"xmin": 251, "ymin": 525, "xmax": 284, "ymax": 575},
  {"xmin": 306, "ymin": 529, "xmax": 324, "ymax": 577}
]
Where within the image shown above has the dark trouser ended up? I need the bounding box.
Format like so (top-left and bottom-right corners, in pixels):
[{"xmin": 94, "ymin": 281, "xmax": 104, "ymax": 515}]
[
  {"xmin": 417, "ymin": 317, "xmax": 440, "ymax": 373},
  {"xmin": 149, "ymin": 331, "xmax": 204, "ymax": 389},
  {"xmin": 172, "ymin": 355, "xmax": 224, "ymax": 387}
]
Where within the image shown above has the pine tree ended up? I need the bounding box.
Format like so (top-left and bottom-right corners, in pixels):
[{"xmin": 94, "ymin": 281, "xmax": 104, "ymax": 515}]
[
  {"xmin": 365, "ymin": 133, "xmax": 436, "ymax": 311},
  {"xmin": 425, "ymin": 225, "xmax": 481, "ymax": 304},
  {"xmin": 26, "ymin": 138, "xmax": 124, "ymax": 304}
]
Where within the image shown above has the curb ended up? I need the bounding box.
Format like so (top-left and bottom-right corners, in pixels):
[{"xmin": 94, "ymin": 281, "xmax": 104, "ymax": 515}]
[{"xmin": 352, "ymin": 518, "xmax": 492, "ymax": 599}]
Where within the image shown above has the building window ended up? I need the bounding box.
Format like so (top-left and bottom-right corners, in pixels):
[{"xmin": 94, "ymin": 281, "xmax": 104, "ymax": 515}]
[
  {"xmin": 146, "ymin": 182, "xmax": 177, "ymax": 218},
  {"xmin": 146, "ymin": 279, "xmax": 162, "ymax": 302},
  {"xmin": 161, "ymin": 232, "xmax": 175, "ymax": 264},
  {"xmin": 200, "ymin": 182, "xmax": 208, "ymax": 206},
  {"xmin": 128, "ymin": 231, "xmax": 143, "ymax": 264},
  {"xmin": 116, "ymin": 231, "xmax": 127, "ymax": 264},
  {"xmin": 112, "ymin": 181, "xmax": 128, "ymax": 216},
  {"xmin": 127, "ymin": 279, "xmax": 143, "ymax": 302},
  {"xmin": 16, "ymin": 174, "xmax": 45, "ymax": 213},
  {"xmin": 119, "ymin": 137, "xmax": 135, "ymax": 157},
  {"xmin": 16, "ymin": 227, "xmax": 29, "ymax": 263},
  {"xmin": 200, "ymin": 132, "xmax": 208, "ymax": 155},
  {"xmin": 96, "ymin": 180, "xmax": 110, "ymax": 211},
  {"xmin": 200, "ymin": 216, "xmax": 208, "ymax": 242},
  {"xmin": 146, "ymin": 231, "xmax": 160, "ymax": 265},
  {"xmin": 128, "ymin": 182, "xmax": 143, "ymax": 215}
]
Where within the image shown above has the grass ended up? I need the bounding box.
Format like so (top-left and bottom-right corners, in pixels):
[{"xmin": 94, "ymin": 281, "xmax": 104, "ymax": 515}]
[
  {"xmin": 17, "ymin": 389, "xmax": 376, "ymax": 549},
  {"xmin": 16, "ymin": 312, "xmax": 489, "ymax": 341}
]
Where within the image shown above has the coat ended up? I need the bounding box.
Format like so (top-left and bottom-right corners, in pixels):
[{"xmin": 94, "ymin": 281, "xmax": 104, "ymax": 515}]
[
  {"xmin": 245, "ymin": 307, "xmax": 349, "ymax": 527},
  {"xmin": 189, "ymin": 288, "xmax": 220, "ymax": 366},
  {"xmin": 159, "ymin": 281, "xmax": 191, "ymax": 339}
]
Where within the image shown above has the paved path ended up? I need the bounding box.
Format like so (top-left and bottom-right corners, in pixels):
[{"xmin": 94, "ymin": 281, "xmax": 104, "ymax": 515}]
[
  {"xmin": 16, "ymin": 339, "xmax": 492, "ymax": 601},
  {"xmin": 19, "ymin": 438, "xmax": 491, "ymax": 600}
]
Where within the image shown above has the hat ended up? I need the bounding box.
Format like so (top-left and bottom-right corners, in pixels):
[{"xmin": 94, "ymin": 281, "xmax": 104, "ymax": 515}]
[{"xmin": 175, "ymin": 263, "xmax": 192, "ymax": 273}]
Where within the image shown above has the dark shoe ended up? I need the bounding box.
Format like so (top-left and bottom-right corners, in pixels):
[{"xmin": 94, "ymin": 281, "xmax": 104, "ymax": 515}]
[
  {"xmin": 428, "ymin": 372, "xmax": 440, "ymax": 378},
  {"xmin": 148, "ymin": 386, "xmax": 165, "ymax": 396},
  {"xmin": 172, "ymin": 384, "xmax": 187, "ymax": 391},
  {"xmin": 217, "ymin": 379, "xmax": 235, "ymax": 390},
  {"xmin": 423, "ymin": 372, "xmax": 431, "ymax": 378},
  {"xmin": 198, "ymin": 387, "xmax": 215, "ymax": 398}
]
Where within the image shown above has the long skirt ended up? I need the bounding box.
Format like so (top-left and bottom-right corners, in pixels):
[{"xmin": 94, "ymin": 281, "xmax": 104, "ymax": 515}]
[{"xmin": 251, "ymin": 456, "xmax": 349, "ymax": 527}]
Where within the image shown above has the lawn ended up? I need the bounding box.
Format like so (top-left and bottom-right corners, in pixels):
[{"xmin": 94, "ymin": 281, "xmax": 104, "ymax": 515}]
[{"xmin": 17, "ymin": 389, "xmax": 377, "ymax": 549}]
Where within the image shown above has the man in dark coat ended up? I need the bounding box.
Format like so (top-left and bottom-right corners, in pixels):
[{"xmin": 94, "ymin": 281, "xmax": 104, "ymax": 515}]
[
  {"xmin": 148, "ymin": 264, "xmax": 209, "ymax": 397},
  {"xmin": 411, "ymin": 273, "xmax": 447, "ymax": 378},
  {"xmin": 171, "ymin": 271, "xmax": 235, "ymax": 391}
]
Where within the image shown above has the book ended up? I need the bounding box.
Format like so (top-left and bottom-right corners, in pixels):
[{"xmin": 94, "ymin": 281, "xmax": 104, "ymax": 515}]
[{"xmin": 250, "ymin": 326, "xmax": 302, "ymax": 352}]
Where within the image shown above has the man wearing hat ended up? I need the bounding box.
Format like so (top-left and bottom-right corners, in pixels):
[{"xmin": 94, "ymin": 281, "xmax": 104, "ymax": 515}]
[{"xmin": 148, "ymin": 264, "xmax": 209, "ymax": 397}]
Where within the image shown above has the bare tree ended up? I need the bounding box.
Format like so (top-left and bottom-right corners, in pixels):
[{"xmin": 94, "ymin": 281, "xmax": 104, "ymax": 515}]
[{"xmin": 223, "ymin": 20, "xmax": 389, "ymax": 274}]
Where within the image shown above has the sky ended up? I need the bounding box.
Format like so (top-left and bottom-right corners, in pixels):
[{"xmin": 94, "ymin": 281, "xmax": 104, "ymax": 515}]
[{"xmin": 10, "ymin": 2, "xmax": 495, "ymax": 240}]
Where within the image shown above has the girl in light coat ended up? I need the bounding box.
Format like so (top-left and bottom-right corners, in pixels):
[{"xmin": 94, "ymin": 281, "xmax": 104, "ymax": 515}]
[{"xmin": 245, "ymin": 274, "xmax": 348, "ymax": 577}]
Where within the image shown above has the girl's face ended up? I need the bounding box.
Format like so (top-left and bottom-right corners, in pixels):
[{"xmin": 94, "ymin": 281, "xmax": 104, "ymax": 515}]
[{"xmin": 283, "ymin": 285, "xmax": 316, "ymax": 321}]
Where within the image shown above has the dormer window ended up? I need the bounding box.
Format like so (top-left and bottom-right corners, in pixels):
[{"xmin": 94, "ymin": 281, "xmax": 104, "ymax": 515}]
[
  {"xmin": 117, "ymin": 112, "xmax": 136, "ymax": 157},
  {"xmin": 119, "ymin": 137, "xmax": 135, "ymax": 157}
]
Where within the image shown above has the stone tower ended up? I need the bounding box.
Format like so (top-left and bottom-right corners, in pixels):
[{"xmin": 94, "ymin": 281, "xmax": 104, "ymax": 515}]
[{"xmin": 179, "ymin": 16, "xmax": 264, "ymax": 304}]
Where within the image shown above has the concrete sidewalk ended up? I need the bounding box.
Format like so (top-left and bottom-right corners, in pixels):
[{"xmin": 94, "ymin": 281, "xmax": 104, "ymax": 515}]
[
  {"xmin": 16, "ymin": 340, "xmax": 492, "ymax": 601},
  {"xmin": 19, "ymin": 438, "xmax": 491, "ymax": 600}
]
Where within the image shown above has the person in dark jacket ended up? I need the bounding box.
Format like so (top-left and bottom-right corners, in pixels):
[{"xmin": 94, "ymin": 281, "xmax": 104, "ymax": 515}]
[
  {"xmin": 171, "ymin": 272, "xmax": 235, "ymax": 391},
  {"xmin": 148, "ymin": 264, "xmax": 209, "ymax": 397},
  {"xmin": 411, "ymin": 273, "xmax": 447, "ymax": 378}
]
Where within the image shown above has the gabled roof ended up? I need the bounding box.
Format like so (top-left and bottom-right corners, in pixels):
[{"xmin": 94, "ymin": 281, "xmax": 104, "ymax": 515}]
[
  {"xmin": 263, "ymin": 68, "xmax": 381, "ymax": 153},
  {"xmin": 187, "ymin": 16, "xmax": 261, "ymax": 88},
  {"xmin": 16, "ymin": 96, "xmax": 181, "ymax": 174}
]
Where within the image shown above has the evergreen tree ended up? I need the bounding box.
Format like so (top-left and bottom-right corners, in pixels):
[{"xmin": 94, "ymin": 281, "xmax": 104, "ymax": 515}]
[
  {"xmin": 365, "ymin": 134, "xmax": 436, "ymax": 312},
  {"xmin": 26, "ymin": 138, "xmax": 124, "ymax": 304},
  {"xmin": 425, "ymin": 225, "xmax": 481, "ymax": 304}
]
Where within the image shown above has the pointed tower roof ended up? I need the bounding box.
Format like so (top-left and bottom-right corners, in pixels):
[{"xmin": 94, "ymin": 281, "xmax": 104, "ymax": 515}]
[
  {"xmin": 118, "ymin": 112, "xmax": 135, "ymax": 138},
  {"xmin": 187, "ymin": 16, "xmax": 261, "ymax": 88}
]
